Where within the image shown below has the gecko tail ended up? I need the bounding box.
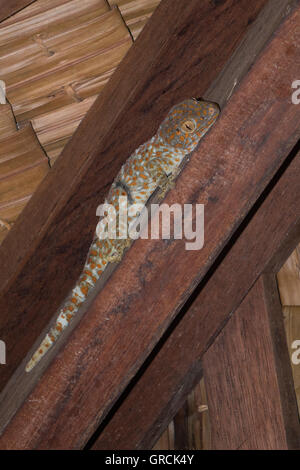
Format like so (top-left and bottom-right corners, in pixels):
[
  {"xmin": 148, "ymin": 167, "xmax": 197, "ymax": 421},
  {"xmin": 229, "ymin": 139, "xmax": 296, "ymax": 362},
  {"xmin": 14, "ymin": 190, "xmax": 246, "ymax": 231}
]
[
  {"xmin": 24, "ymin": 252, "xmax": 106, "ymax": 372},
  {"xmin": 25, "ymin": 333, "xmax": 55, "ymax": 372},
  {"xmin": 25, "ymin": 302, "xmax": 79, "ymax": 373},
  {"xmin": 25, "ymin": 299, "xmax": 82, "ymax": 373}
]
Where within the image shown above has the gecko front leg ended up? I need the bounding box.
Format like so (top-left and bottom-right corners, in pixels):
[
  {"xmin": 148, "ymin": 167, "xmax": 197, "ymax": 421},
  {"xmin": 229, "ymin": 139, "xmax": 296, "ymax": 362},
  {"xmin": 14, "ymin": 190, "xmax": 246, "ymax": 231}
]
[{"xmin": 146, "ymin": 158, "xmax": 175, "ymax": 198}]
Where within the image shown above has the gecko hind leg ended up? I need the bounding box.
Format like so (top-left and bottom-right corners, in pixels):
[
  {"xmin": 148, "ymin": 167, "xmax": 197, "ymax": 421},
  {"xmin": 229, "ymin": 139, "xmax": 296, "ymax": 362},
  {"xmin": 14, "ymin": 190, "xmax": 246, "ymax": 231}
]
[
  {"xmin": 106, "ymin": 238, "xmax": 131, "ymax": 263},
  {"xmin": 147, "ymin": 160, "xmax": 175, "ymax": 199}
]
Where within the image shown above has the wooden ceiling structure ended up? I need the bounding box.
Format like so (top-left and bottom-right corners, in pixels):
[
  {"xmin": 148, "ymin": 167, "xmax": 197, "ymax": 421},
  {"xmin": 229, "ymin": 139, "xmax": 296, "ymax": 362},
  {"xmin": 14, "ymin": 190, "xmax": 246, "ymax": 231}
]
[{"xmin": 0, "ymin": 0, "xmax": 299, "ymax": 450}]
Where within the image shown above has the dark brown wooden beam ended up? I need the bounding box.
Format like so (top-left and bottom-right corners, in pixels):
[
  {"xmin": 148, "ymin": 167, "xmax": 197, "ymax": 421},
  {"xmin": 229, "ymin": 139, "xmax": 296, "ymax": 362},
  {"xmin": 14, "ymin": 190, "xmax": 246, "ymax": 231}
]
[
  {"xmin": 0, "ymin": 0, "xmax": 299, "ymax": 450},
  {"xmin": 203, "ymin": 275, "xmax": 300, "ymax": 450},
  {"xmin": 90, "ymin": 147, "xmax": 300, "ymax": 450},
  {"xmin": 0, "ymin": 0, "xmax": 36, "ymax": 22}
]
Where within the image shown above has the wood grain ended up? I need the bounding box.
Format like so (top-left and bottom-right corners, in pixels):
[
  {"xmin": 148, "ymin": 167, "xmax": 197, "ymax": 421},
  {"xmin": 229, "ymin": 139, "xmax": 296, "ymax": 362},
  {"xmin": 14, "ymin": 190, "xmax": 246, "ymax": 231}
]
[
  {"xmin": 30, "ymin": 96, "xmax": 98, "ymax": 162},
  {"xmin": 172, "ymin": 378, "xmax": 210, "ymax": 451},
  {"xmin": 0, "ymin": 0, "xmax": 299, "ymax": 449},
  {"xmin": 0, "ymin": 3, "xmax": 132, "ymax": 161},
  {"xmin": 152, "ymin": 422, "xmax": 175, "ymax": 450},
  {"xmin": 108, "ymin": 0, "xmax": 161, "ymax": 39},
  {"xmin": 0, "ymin": 124, "xmax": 49, "ymax": 244},
  {"xmin": 0, "ymin": 104, "xmax": 18, "ymax": 139},
  {"xmin": 277, "ymin": 247, "xmax": 300, "ymax": 306},
  {"xmin": 203, "ymin": 275, "xmax": 300, "ymax": 450},
  {"xmin": 283, "ymin": 306, "xmax": 300, "ymax": 412},
  {"xmin": 0, "ymin": 0, "xmax": 110, "ymax": 43}
]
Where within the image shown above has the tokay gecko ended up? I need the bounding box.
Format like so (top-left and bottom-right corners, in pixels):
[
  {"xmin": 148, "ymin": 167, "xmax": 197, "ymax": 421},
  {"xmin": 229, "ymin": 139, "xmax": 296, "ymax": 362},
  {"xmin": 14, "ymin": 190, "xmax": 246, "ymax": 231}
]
[{"xmin": 25, "ymin": 98, "xmax": 219, "ymax": 372}]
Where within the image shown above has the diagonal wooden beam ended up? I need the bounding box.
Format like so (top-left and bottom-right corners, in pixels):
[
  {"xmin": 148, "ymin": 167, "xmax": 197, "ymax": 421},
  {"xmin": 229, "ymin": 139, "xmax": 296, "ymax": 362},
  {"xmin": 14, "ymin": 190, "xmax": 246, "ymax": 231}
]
[
  {"xmin": 90, "ymin": 148, "xmax": 300, "ymax": 450},
  {"xmin": 203, "ymin": 274, "xmax": 300, "ymax": 450},
  {"xmin": 0, "ymin": 0, "xmax": 299, "ymax": 450}
]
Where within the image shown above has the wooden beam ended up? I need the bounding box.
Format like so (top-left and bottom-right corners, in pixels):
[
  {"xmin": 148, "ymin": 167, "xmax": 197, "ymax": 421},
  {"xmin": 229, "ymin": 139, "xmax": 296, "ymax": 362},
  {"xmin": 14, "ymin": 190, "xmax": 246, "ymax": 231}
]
[
  {"xmin": 0, "ymin": 0, "xmax": 274, "ymax": 394},
  {"xmin": 202, "ymin": 275, "xmax": 300, "ymax": 450},
  {"xmin": 0, "ymin": 0, "xmax": 299, "ymax": 450},
  {"xmin": 0, "ymin": 0, "xmax": 36, "ymax": 22},
  {"xmin": 90, "ymin": 148, "xmax": 300, "ymax": 450}
]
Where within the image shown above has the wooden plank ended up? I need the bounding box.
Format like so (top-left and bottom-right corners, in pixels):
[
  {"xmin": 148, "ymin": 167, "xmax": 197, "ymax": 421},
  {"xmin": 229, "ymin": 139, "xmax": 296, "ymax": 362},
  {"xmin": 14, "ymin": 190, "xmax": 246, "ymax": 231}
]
[
  {"xmin": 30, "ymin": 96, "xmax": 98, "ymax": 162},
  {"xmin": 277, "ymin": 247, "xmax": 300, "ymax": 306},
  {"xmin": 108, "ymin": 0, "xmax": 161, "ymax": 39},
  {"xmin": 0, "ymin": 0, "xmax": 36, "ymax": 23},
  {"xmin": 188, "ymin": 380, "xmax": 211, "ymax": 451},
  {"xmin": 152, "ymin": 423, "xmax": 175, "ymax": 450},
  {"xmin": 283, "ymin": 306, "xmax": 300, "ymax": 412},
  {"xmin": 172, "ymin": 378, "xmax": 210, "ymax": 450},
  {"xmin": 0, "ymin": 125, "xmax": 49, "ymax": 199},
  {"xmin": 202, "ymin": 275, "xmax": 300, "ymax": 450},
  {"xmin": 0, "ymin": 0, "xmax": 110, "ymax": 42},
  {"xmin": 0, "ymin": 124, "xmax": 49, "ymax": 244},
  {"xmin": 0, "ymin": 4, "xmax": 132, "ymax": 161},
  {"xmin": 151, "ymin": 376, "xmax": 211, "ymax": 450},
  {"xmin": 0, "ymin": 199, "xmax": 28, "ymax": 244},
  {"xmin": 91, "ymin": 148, "xmax": 300, "ymax": 450},
  {"xmin": 0, "ymin": 104, "xmax": 18, "ymax": 139},
  {"xmin": 1, "ymin": 0, "xmax": 107, "ymax": 26},
  {"xmin": 2, "ymin": 9, "xmax": 131, "ymax": 119},
  {"xmin": 0, "ymin": 126, "xmax": 48, "ymax": 178},
  {"xmin": 0, "ymin": 0, "xmax": 299, "ymax": 449}
]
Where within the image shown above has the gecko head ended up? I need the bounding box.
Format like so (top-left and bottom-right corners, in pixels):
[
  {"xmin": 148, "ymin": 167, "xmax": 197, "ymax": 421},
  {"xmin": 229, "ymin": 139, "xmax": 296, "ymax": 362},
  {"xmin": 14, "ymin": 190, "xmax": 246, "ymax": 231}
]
[{"xmin": 158, "ymin": 99, "xmax": 219, "ymax": 152}]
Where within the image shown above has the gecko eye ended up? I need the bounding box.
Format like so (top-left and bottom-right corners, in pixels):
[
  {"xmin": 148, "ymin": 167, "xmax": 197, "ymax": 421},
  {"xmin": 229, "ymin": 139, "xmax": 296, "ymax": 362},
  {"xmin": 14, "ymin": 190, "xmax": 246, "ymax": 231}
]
[{"xmin": 180, "ymin": 119, "xmax": 196, "ymax": 133}]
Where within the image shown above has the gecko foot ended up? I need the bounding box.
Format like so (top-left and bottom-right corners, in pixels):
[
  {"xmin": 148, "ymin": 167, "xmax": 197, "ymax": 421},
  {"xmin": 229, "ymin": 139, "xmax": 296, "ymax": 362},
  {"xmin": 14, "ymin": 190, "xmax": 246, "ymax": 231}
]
[{"xmin": 106, "ymin": 239, "xmax": 131, "ymax": 263}]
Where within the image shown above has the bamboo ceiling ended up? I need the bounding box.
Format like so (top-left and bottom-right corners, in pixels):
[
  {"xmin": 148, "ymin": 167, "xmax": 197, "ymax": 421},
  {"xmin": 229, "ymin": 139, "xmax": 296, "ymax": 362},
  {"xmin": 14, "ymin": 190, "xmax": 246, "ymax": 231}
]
[{"xmin": 0, "ymin": 0, "xmax": 160, "ymax": 242}]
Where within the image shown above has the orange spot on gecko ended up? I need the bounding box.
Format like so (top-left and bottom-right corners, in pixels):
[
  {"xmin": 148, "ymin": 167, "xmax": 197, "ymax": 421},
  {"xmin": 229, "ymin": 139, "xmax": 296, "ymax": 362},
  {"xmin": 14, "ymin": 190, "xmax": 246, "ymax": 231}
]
[{"xmin": 81, "ymin": 285, "xmax": 89, "ymax": 296}]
